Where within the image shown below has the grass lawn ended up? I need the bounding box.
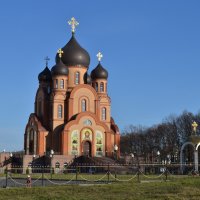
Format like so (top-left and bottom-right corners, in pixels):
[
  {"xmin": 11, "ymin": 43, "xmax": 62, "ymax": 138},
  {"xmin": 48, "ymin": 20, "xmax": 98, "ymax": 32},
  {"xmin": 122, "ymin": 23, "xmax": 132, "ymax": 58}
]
[{"xmin": 0, "ymin": 177, "xmax": 200, "ymax": 200}]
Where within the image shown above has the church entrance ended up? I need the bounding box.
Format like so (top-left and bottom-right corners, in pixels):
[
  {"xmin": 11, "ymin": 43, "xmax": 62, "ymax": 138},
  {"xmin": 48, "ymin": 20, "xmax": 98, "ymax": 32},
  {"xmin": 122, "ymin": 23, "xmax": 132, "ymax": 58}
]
[{"xmin": 83, "ymin": 141, "xmax": 91, "ymax": 157}]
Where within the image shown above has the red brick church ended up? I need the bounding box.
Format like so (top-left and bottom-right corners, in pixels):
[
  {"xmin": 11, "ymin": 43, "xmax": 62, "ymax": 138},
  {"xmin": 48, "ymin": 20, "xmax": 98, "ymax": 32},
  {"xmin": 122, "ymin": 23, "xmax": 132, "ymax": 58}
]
[{"xmin": 23, "ymin": 17, "xmax": 120, "ymax": 167}]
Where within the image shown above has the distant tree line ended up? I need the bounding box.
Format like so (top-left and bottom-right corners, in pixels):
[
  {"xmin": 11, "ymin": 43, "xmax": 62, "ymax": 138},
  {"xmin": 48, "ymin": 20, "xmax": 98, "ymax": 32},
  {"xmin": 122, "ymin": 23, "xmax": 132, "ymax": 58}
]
[{"xmin": 120, "ymin": 111, "xmax": 200, "ymax": 163}]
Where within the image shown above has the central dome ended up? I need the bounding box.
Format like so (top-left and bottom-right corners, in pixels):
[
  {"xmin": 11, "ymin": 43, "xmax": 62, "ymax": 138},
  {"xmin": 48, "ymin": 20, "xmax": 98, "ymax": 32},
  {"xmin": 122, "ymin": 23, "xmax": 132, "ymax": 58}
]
[{"xmin": 55, "ymin": 34, "xmax": 90, "ymax": 67}]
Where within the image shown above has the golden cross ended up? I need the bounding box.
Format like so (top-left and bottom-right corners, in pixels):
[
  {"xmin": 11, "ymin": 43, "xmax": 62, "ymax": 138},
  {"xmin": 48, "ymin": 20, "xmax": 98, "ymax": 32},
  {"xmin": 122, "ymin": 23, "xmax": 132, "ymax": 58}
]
[
  {"xmin": 97, "ymin": 51, "xmax": 103, "ymax": 62},
  {"xmin": 57, "ymin": 48, "xmax": 64, "ymax": 58},
  {"xmin": 68, "ymin": 17, "xmax": 79, "ymax": 33},
  {"xmin": 192, "ymin": 121, "xmax": 198, "ymax": 133}
]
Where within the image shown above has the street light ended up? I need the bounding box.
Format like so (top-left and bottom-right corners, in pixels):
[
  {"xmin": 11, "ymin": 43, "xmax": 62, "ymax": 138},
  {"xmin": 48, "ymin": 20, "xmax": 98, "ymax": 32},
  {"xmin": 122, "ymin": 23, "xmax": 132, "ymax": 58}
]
[
  {"xmin": 130, "ymin": 153, "xmax": 134, "ymax": 173},
  {"xmin": 167, "ymin": 154, "xmax": 171, "ymax": 164},
  {"xmin": 50, "ymin": 150, "xmax": 54, "ymax": 179},
  {"xmin": 114, "ymin": 145, "xmax": 118, "ymax": 160},
  {"xmin": 130, "ymin": 153, "xmax": 134, "ymax": 164},
  {"xmin": 9, "ymin": 152, "xmax": 13, "ymax": 158},
  {"xmin": 157, "ymin": 151, "xmax": 160, "ymax": 174}
]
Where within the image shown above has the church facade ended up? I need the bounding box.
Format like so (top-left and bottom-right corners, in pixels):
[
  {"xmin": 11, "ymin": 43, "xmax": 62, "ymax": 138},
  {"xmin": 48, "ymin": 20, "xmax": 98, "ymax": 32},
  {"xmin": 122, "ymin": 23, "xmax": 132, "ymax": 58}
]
[{"xmin": 24, "ymin": 18, "xmax": 120, "ymax": 164}]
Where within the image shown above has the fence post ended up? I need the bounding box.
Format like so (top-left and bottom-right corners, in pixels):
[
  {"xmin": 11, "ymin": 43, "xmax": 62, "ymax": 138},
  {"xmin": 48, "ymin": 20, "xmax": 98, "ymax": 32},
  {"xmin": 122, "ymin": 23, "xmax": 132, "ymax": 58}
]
[
  {"xmin": 107, "ymin": 164, "xmax": 110, "ymax": 183},
  {"xmin": 5, "ymin": 167, "xmax": 8, "ymax": 188},
  {"xmin": 137, "ymin": 165, "xmax": 140, "ymax": 183},
  {"xmin": 76, "ymin": 166, "xmax": 78, "ymax": 182},
  {"xmin": 165, "ymin": 165, "xmax": 168, "ymax": 181},
  {"xmin": 42, "ymin": 166, "xmax": 44, "ymax": 186}
]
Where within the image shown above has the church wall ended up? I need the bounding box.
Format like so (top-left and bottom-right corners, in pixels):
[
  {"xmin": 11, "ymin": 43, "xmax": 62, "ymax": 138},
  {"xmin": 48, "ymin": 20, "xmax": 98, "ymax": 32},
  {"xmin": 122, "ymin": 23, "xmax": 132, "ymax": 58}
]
[
  {"xmin": 111, "ymin": 133, "xmax": 115, "ymax": 153},
  {"xmin": 37, "ymin": 131, "xmax": 45, "ymax": 155}
]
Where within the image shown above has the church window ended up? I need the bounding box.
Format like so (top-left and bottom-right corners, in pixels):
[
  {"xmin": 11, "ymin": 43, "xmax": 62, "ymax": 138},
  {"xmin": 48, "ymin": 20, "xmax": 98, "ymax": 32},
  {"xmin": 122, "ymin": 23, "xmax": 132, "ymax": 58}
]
[
  {"xmin": 95, "ymin": 82, "xmax": 98, "ymax": 92},
  {"xmin": 81, "ymin": 99, "xmax": 86, "ymax": 112},
  {"xmin": 102, "ymin": 107, "xmax": 106, "ymax": 121},
  {"xmin": 83, "ymin": 119, "xmax": 92, "ymax": 126},
  {"xmin": 47, "ymin": 86, "xmax": 51, "ymax": 94},
  {"xmin": 30, "ymin": 129, "xmax": 34, "ymax": 140},
  {"xmin": 96, "ymin": 131, "xmax": 103, "ymax": 157},
  {"xmin": 55, "ymin": 162, "xmax": 60, "ymax": 168},
  {"xmin": 58, "ymin": 105, "xmax": 63, "ymax": 119},
  {"xmin": 75, "ymin": 72, "xmax": 80, "ymax": 84},
  {"xmin": 64, "ymin": 162, "xmax": 68, "ymax": 169},
  {"xmin": 60, "ymin": 79, "xmax": 64, "ymax": 89},
  {"xmin": 100, "ymin": 82, "xmax": 104, "ymax": 92},
  {"xmin": 55, "ymin": 79, "xmax": 58, "ymax": 89}
]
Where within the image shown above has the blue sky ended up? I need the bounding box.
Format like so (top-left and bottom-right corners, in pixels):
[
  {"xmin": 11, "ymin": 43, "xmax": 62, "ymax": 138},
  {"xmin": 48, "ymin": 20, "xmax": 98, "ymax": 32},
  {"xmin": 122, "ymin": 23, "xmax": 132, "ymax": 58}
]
[{"xmin": 0, "ymin": 0, "xmax": 200, "ymax": 151}]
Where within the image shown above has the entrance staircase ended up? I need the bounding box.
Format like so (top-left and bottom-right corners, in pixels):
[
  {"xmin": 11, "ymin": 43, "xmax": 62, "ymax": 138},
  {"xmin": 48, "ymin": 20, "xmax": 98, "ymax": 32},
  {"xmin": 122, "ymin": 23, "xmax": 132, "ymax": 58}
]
[
  {"xmin": 70, "ymin": 156, "xmax": 131, "ymax": 173},
  {"xmin": 70, "ymin": 156, "xmax": 118, "ymax": 166}
]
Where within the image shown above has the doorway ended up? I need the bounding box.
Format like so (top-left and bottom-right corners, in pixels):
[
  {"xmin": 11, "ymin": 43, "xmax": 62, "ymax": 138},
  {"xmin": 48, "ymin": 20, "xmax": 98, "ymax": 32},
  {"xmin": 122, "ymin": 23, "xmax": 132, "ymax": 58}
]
[{"xmin": 83, "ymin": 141, "xmax": 91, "ymax": 157}]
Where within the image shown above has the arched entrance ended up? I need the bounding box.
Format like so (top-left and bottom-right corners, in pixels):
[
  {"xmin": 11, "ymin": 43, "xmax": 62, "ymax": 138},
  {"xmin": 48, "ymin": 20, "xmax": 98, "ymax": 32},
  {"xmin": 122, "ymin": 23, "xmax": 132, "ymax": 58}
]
[
  {"xmin": 83, "ymin": 141, "xmax": 91, "ymax": 157},
  {"xmin": 180, "ymin": 142, "xmax": 197, "ymax": 174}
]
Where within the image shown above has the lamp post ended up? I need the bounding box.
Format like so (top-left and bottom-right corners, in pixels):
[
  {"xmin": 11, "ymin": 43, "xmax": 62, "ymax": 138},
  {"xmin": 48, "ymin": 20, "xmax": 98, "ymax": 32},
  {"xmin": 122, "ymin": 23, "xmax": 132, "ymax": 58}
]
[
  {"xmin": 50, "ymin": 150, "xmax": 54, "ymax": 179},
  {"xmin": 133, "ymin": 151, "xmax": 140, "ymax": 183},
  {"xmin": 114, "ymin": 145, "xmax": 118, "ymax": 160},
  {"xmin": 130, "ymin": 153, "xmax": 134, "ymax": 174},
  {"xmin": 32, "ymin": 154, "xmax": 36, "ymax": 173},
  {"xmin": 165, "ymin": 154, "xmax": 171, "ymax": 181},
  {"xmin": 157, "ymin": 151, "xmax": 160, "ymax": 174},
  {"xmin": 5, "ymin": 152, "xmax": 13, "ymax": 188}
]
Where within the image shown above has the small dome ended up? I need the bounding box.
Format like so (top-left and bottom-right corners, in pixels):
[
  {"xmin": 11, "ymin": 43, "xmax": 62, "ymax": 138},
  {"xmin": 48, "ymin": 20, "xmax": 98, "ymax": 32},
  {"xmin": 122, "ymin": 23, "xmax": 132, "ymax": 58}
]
[
  {"xmin": 51, "ymin": 59, "xmax": 68, "ymax": 76},
  {"xmin": 38, "ymin": 67, "xmax": 52, "ymax": 82},
  {"xmin": 55, "ymin": 34, "xmax": 90, "ymax": 67},
  {"xmin": 83, "ymin": 72, "xmax": 92, "ymax": 84},
  {"xmin": 91, "ymin": 62, "xmax": 108, "ymax": 80}
]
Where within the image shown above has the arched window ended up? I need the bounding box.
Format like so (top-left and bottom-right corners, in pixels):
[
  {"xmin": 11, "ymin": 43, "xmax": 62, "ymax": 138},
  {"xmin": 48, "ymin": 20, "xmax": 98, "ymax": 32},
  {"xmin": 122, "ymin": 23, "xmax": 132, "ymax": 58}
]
[
  {"xmin": 60, "ymin": 79, "xmax": 64, "ymax": 89},
  {"xmin": 100, "ymin": 82, "xmax": 104, "ymax": 92},
  {"xmin": 47, "ymin": 86, "xmax": 51, "ymax": 94},
  {"xmin": 58, "ymin": 105, "xmax": 62, "ymax": 119},
  {"xmin": 30, "ymin": 129, "xmax": 34, "ymax": 141},
  {"xmin": 55, "ymin": 79, "xmax": 58, "ymax": 89},
  {"xmin": 102, "ymin": 107, "xmax": 106, "ymax": 121},
  {"xmin": 81, "ymin": 99, "xmax": 86, "ymax": 112},
  {"xmin": 55, "ymin": 162, "xmax": 60, "ymax": 169},
  {"xmin": 75, "ymin": 72, "xmax": 80, "ymax": 85},
  {"xmin": 95, "ymin": 82, "xmax": 98, "ymax": 92},
  {"xmin": 64, "ymin": 162, "xmax": 68, "ymax": 169}
]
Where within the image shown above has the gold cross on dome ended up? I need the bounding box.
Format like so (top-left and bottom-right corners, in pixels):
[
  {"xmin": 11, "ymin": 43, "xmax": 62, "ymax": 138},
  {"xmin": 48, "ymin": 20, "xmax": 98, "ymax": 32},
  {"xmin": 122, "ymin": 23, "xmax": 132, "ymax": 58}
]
[
  {"xmin": 68, "ymin": 17, "xmax": 79, "ymax": 33},
  {"xmin": 97, "ymin": 51, "xmax": 103, "ymax": 62},
  {"xmin": 57, "ymin": 48, "xmax": 64, "ymax": 58},
  {"xmin": 44, "ymin": 56, "xmax": 50, "ymax": 67},
  {"xmin": 192, "ymin": 121, "xmax": 198, "ymax": 133}
]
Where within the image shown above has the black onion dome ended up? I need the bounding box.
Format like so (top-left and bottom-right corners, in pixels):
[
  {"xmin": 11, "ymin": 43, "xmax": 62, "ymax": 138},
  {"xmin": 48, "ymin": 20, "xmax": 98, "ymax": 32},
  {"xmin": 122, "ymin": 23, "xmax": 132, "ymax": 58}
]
[
  {"xmin": 91, "ymin": 62, "xmax": 108, "ymax": 80},
  {"xmin": 83, "ymin": 72, "xmax": 92, "ymax": 84},
  {"xmin": 55, "ymin": 34, "xmax": 90, "ymax": 67},
  {"xmin": 38, "ymin": 67, "xmax": 52, "ymax": 82},
  {"xmin": 51, "ymin": 59, "xmax": 68, "ymax": 76}
]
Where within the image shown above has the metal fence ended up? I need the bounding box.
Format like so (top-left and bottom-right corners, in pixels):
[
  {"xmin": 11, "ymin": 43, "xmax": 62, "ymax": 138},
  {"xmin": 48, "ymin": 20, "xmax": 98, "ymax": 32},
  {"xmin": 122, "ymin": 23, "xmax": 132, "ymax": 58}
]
[{"xmin": 0, "ymin": 163, "xmax": 198, "ymax": 188}]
